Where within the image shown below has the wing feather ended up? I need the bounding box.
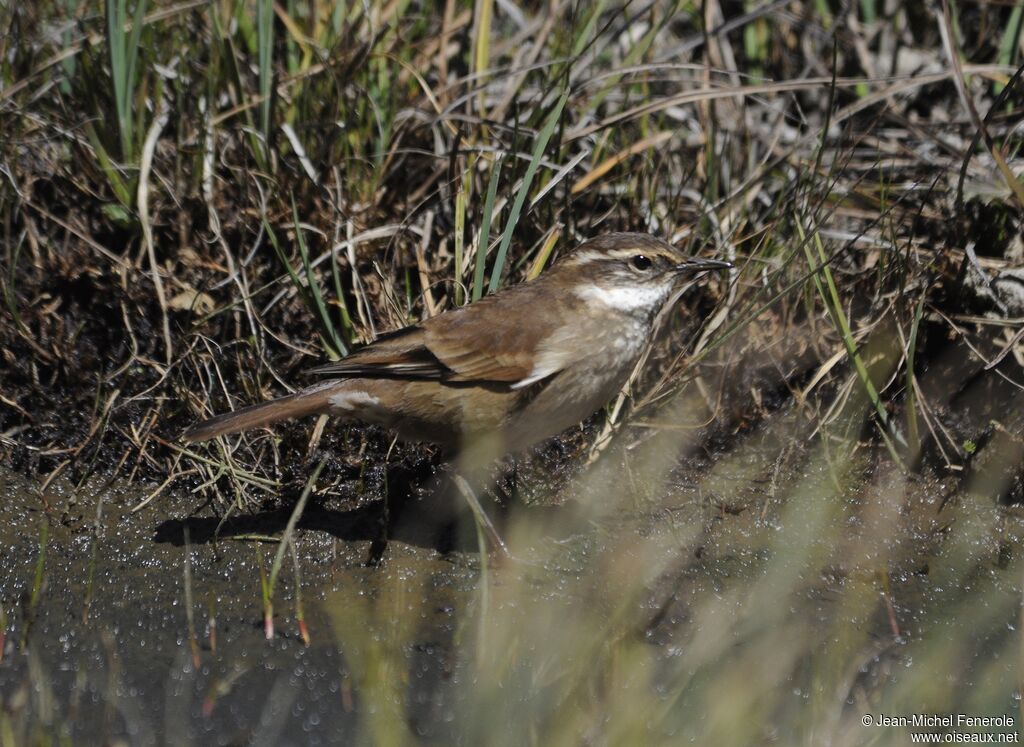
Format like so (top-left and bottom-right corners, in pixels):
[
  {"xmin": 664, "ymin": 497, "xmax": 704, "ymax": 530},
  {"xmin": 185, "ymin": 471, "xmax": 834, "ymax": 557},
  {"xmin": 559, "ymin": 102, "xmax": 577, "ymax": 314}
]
[{"xmin": 306, "ymin": 280, "xmax": 579, "ymax": 386}]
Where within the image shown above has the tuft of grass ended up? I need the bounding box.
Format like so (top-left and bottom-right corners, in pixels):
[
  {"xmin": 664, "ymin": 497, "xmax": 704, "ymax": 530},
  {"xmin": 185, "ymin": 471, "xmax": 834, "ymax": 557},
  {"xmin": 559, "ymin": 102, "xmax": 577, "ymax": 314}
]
[{"xmin": 105, "ymin": 0, "xmax": 148, "ymax": 164}]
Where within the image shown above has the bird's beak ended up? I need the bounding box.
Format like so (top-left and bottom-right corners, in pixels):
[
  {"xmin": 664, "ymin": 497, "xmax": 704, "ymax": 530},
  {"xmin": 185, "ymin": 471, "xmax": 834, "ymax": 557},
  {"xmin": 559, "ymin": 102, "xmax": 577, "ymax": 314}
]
[{"xmin": 673, "ymin": 257, "xmax": 733, "ymax": 274}]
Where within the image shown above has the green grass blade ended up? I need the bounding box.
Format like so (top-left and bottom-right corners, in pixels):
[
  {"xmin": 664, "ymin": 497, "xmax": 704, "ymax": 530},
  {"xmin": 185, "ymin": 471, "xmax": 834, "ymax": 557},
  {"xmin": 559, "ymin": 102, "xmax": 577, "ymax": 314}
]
[
  {"xmin": 330, "ymin": 246, "xmax": 356, "ymax": 349},
  {"xmin": 268, "ymin": 458, "xmax": 327, "ymax": 599},
  {"xmin": 264, "ymin": 219, "xmax": 312, "ymax": 313},
  {"xmin": 106, "ymin": 0, "xmax": 148, "ymax": 162},
  {"xmin": 292, "ymin": 196, "xmax": 346, "ymax": 358},
  {"xmin": 859, "ymin": 0, "xmax": 876, "ymax": 25},
  {"xmin": 455, "ymin": 180, "xmax": 466, "ymax": 306},
  {"xmin": 798, "ymin": 221, "xmax": 907, "ymax": 455},
  {"xmin": 84, "ymin": 122, "xmax": 132, "ymax": 205},
  {"xmin": 212, "ymin": 10, "xmax": 268, "ymax": 171},
  {"xmin": 123, "ymin": 0, "xmax": 148, "ymax": 156},
  {"xmin": 998, "ymin": 3, "xmax": 1024, "ymax": 80},
  {"xmin": 571, "ymin": 0, "xmax": 606, "ymax": 57},
  {"xmin": 488, "ymin": 87, "xmax": 568, "ymax": 294},
  {"xmin": 473, "ymin": 155, "xmax": 502, "ymax": 302},
  {"xmin": 257, "ymin": 0, "xmax": 274, "ymax": 157},
  {"xmin": 106, "ymin": 0, "xmax": 128, "ymax": 159},
  {"xmin": 21, "ymin": 519, "xmax": 49, "ymax": 649}
]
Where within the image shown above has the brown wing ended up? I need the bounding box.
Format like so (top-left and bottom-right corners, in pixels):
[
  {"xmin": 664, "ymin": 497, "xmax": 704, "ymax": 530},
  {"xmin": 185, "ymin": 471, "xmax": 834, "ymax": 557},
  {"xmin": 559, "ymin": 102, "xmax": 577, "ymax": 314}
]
[
  {"xmin": 307, "ymin": 281, "xmax": 570, "ymax": 385},
  {"xmin": 304, "ymin": 326, "xmax": 448, "ymax": 379}
]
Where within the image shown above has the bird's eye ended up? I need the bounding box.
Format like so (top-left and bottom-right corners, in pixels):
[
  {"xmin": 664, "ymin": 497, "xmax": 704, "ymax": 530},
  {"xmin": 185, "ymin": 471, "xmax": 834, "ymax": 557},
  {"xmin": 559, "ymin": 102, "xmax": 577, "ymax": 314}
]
[{"xmin": 631, "ymin": 254, "xmax": 653, "ymax": 271}]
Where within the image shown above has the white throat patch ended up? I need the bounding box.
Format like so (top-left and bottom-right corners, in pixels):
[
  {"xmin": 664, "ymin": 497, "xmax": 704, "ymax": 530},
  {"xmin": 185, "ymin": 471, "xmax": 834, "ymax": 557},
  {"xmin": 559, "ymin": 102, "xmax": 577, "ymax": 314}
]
[{"xmin": 574, "ymin": 282, "xmax": 668, "ymax": 311}]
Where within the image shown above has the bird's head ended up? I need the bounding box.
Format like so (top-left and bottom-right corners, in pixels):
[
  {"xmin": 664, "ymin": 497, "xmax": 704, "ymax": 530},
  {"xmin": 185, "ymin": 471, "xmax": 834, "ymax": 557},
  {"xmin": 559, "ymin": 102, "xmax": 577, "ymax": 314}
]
[{"xmin": 551, "ymin": 232, "xmax": 731, "ymax": 315}]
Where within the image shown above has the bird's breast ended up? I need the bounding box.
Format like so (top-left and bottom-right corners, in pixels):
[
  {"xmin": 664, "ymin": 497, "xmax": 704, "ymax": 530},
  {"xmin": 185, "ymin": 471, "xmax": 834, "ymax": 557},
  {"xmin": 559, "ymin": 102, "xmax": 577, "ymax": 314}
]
[{"xmin": 500, "ymin": 314, "xmax": 651, "ymax": 450}]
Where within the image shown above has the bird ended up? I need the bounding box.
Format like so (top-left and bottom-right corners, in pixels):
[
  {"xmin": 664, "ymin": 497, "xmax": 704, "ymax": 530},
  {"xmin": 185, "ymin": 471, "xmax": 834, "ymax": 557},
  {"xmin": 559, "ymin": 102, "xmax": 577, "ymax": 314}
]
[{"xmin": 183, "ymin": 233, "xmax": 731, "ymax": 455}]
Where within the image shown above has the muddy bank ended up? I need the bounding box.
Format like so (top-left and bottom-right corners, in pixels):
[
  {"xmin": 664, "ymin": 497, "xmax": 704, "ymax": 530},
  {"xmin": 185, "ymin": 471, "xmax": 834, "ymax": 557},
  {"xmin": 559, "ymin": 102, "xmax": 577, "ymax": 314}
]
[{"xmin": 0, "ymin": 468, "xmax": 483, "ymax": 744}]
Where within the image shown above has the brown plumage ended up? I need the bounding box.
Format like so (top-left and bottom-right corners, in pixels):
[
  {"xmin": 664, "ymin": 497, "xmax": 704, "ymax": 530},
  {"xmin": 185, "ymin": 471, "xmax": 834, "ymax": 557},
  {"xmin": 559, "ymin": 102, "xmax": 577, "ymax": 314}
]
[{"xmin": 182, "ymin": 233, "xmax": 730, "ymax": 452}]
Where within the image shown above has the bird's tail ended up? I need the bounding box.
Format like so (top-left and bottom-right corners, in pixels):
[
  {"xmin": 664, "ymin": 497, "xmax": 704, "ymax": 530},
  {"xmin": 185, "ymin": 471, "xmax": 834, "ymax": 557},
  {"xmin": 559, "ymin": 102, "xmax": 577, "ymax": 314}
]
[{"xmin": 182, "ymin": 383, "xmax": 338, "ymax": 442}]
